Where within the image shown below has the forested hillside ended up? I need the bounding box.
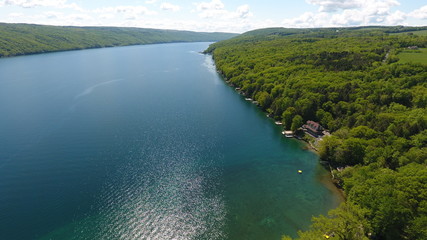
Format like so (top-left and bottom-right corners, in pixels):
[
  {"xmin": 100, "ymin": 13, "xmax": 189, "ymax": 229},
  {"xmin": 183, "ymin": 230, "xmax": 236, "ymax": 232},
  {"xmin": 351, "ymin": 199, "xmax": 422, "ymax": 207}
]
[
  {"xmin": 205, "ymin": 26, "xmax": 427, "ymax": 240},
  {"xmin": 0, "ymin": 23, "xmax": 237, "ymax": 57}
]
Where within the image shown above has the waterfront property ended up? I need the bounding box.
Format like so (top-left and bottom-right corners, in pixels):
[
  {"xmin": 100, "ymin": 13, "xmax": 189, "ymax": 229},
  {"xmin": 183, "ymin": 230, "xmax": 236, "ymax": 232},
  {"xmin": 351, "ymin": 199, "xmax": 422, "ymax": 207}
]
[{"xmin": 302, "ymin": 120, "xmax": 324, "ymax": 138}]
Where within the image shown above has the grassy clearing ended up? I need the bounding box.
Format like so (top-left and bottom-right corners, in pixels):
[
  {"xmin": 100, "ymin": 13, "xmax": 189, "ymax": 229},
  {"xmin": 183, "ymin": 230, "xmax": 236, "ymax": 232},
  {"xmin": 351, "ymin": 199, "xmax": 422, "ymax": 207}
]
[
  {"xmin": 397, "ymin": 48, "xmax": 427, "ymax": 64},
  {"xmin": 390, "ymin": 30, "xmax": 427, "ymax": 36}
]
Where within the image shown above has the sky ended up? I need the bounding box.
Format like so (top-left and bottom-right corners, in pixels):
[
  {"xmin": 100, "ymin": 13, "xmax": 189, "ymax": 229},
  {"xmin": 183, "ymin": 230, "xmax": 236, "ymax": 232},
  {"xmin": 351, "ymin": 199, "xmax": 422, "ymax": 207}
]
[{"xmin": 0, "ymin": 0, "xmax": 426, "ymax": 33}]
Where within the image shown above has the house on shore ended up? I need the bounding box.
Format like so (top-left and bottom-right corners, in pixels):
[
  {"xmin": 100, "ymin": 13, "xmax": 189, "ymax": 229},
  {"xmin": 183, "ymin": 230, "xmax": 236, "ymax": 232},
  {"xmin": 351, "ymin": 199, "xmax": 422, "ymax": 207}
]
[{"xmin": 302, "ymin": 120, "xmax": 324, "ymax": 138}]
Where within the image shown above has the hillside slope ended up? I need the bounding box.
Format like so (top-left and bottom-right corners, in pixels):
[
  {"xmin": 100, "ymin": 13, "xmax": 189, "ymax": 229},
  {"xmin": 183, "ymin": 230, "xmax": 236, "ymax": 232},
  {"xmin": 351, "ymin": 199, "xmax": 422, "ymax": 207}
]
[
  {"xmin": 0, "ymin": 23, "xmax": 238, "ymax": 57},
  {"xmin": 206, "ymin": 26, "xmax": 427, "ymax": 240}
]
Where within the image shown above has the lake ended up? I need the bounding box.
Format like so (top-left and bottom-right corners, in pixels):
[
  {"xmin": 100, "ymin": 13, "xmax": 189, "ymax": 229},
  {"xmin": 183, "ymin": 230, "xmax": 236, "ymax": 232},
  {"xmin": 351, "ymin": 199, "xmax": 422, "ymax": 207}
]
[{"xmin": 0, "ymin": 42, "xmax": 341, "ymax": 239}]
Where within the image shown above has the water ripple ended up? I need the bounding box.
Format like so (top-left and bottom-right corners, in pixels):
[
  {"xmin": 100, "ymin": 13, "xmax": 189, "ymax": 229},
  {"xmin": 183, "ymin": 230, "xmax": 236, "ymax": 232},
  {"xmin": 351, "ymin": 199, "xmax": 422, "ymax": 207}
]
[{"xmin": 86, "ymin": 137, "xmax": 226, "ymax": 240}]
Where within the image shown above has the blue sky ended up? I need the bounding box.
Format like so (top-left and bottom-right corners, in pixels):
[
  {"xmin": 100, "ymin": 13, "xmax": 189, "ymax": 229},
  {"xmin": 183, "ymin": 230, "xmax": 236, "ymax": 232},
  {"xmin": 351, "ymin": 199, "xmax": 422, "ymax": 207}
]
[{"xmin": 0, "ymin": 0, "xmax": 426, "ymax": 33}]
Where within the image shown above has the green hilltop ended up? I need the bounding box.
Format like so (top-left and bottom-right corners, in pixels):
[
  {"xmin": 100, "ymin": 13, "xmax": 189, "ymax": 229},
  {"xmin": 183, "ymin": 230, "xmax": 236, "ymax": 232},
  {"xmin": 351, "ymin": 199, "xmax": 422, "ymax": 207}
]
[
  {"xmin": 0, "ymin": 23, "xmax": 238, "ymax": 57},
  {"xmin": 206, "ymin": 26, "xmax": 427, "ymax": 240}
]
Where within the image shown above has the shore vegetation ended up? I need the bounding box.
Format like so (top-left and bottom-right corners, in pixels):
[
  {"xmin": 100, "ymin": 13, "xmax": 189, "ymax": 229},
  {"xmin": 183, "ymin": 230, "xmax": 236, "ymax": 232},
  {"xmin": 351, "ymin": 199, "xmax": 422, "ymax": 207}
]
[
  {"xmin": 0, "ymin": 23, "xmax": 237, "ymax": 57},
  {"xmin": 205, "ymin": 26, "xmax": 427, "ymax": 240}
]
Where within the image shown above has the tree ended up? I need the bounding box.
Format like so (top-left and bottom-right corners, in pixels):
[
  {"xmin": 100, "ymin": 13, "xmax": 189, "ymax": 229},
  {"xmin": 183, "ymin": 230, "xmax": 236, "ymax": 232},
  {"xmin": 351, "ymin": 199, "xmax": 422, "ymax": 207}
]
[
  {"xmin": 349, "ymin": 126, "xmax": 378, "ymax": 139},
  {"xmin": 319, "ymin": 136, "xmax": 341, "ymax": 164},
  {"xmin": 345, "ymin": 163, "xmax": 427, "ymax": 239},
  {"xmin": 291, "ymin": 115, "xmax": 303, "ymax": 132},
  {"xmin": 335, "ymin": 138, "xmax": 366, "ymax": 166},
  {"xmin": 316, "ymin": 109, "xmax": 334, "ymax": 129},
  {"xmin": 285, "ymin": 203, "xmax": 371, "ymax": 240},
  {"xmin": 256, "ymin": 91, "xmax": 273, "ymax": 110},
  {"xmin": 282, "ymin": 107, "xmax": 296, "ymax": 130}
]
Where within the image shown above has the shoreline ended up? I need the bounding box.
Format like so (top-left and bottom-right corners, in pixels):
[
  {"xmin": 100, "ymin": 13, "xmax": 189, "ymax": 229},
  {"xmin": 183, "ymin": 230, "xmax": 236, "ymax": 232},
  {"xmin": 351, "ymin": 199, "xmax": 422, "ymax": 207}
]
[
  {"xmin": 294, "ymin": 135, "xmax": 346, "ymax": 201},
  {"xmin": 208, "ymin": 52, "xmax": 346, "ymax": 203},
  {"xmin": 1, "ymin": 41, "xmax": 218, "ymax": 59},
  {"xmin": 317, "ymin": 166, "xmax": 346, "ymax": 202}
]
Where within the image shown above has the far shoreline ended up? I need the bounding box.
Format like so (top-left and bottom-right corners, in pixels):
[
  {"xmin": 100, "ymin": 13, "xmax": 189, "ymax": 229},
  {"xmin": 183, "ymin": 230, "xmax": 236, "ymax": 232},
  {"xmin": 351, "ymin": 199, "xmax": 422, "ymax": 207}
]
[
  {"xmin": 0, "ymin": 41, "xmax": 216, "ymax": 59},
  {"xmin": 0, "ymin": 22, "xmax": 238, "ymax": 59}
]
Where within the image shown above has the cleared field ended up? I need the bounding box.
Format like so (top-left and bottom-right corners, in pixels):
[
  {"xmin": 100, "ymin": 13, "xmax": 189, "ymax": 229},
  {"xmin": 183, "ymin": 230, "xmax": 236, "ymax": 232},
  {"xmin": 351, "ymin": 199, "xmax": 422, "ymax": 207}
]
[
  {"xmin": 391, "ymin": 30, "xmax": 427, "ymax": 36},
  {"xmin": 397, "ymin": 48, "xmax": 427, "ymax": 64}
]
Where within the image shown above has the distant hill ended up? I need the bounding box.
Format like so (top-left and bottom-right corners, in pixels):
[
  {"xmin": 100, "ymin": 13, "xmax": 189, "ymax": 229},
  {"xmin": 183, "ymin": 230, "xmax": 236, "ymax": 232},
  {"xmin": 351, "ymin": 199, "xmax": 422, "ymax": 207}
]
[
  {"xmin": 239, "ymin": 25, "xmax": 427, "ymax": 38},
  {"xmin": 205, "ymin": 25, "xmax": 427, "ymax": 53},
  {"xmin": 0, "ymin": 23, "xmax": 238, "ymax": 57}
]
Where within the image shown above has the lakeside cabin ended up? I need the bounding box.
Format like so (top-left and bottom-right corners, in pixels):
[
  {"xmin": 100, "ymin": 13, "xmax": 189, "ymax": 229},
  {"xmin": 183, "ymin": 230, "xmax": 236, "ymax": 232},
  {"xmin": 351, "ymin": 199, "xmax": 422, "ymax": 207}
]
[{"xmin": 302, "ymin": 120, "xmax": 324, "ymax": 138}]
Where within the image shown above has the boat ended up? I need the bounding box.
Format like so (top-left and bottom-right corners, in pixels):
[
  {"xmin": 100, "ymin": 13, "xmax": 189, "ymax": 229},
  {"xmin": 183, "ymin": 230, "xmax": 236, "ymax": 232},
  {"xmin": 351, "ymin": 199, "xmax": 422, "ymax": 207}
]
[{"xmin": 282, "ymin": 130, "xmax": 294, "ymax": 138}]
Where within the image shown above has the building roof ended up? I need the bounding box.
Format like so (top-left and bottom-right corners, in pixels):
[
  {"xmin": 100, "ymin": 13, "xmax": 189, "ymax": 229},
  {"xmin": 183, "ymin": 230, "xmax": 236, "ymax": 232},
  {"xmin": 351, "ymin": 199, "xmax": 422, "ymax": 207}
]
[{"xmin": 304, "ymin": 120, "xmax": 323, "ymax": 132}]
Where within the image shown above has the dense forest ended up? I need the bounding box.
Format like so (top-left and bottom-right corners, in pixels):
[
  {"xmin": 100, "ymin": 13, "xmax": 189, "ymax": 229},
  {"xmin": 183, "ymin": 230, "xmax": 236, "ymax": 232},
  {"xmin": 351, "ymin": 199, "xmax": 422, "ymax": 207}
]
[
  {"xmin": 0, "ymin": 23, "xmax": 237, "ymax": 57},
  {"xmin": 205, "ymin": 26, "xmax": 427, "ymax": 240}
]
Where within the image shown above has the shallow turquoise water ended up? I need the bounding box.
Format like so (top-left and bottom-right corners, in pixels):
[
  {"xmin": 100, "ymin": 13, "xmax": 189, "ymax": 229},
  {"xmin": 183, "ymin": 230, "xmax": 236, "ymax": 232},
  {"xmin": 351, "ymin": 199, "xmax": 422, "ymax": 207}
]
[{"xmin": 0, "ymin": 42, "xmax": 340, "ymax": 239}]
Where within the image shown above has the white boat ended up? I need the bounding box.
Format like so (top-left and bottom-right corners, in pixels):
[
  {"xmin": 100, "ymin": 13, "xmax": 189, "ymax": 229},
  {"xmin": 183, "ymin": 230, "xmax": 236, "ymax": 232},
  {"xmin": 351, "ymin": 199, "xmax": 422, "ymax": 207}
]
[{"xmin": 282, "ymin": 131, "xmax": 294, "ymax": 138}]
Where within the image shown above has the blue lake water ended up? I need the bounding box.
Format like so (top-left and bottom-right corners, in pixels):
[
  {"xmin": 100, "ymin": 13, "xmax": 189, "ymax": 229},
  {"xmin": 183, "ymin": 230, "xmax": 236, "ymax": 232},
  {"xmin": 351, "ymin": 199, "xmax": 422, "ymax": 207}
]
[{"xmin": 0, "ymin": 42, "xmax": 341, "ymax": 239}]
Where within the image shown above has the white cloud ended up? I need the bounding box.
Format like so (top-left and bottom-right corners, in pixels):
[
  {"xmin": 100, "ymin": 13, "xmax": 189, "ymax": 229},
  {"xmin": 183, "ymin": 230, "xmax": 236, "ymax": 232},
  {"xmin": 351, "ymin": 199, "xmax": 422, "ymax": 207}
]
[
  {"xmin": 2, "ymin": 0, "xmax": 82, "ymax": 11},
  {"xmin": 331, "ymin": 8, "xmax": 406, "ymax": 26},
  {"xmin": 385, "ymin": 10, "xmax": 406, "ymax": 24},
  {"xmin": 306, "ymin": 0, "xmax": 399, "ymax": 13},
  {"xmin": 236, "ymin": 5, "xmax": 251, "ymax": 18},
  {"xmin": 98, "ymin": 13, "xmax": 115, "ymax": 20},
  {"xmin": 160, "ymin": 3, "xmax": 180, "ymax": 12},
  {"xmin": 36, "ymin": 12, "xmax": 92, "ymax": 26},
  {"xmin": 137, "ymin": 18, "xmax": 250, "ymax": 33},
  {"xmin": 0, "ymin": 0, "xmax": 421, "ymax": 33},
  {"xmin": 8, "ymin": 12, "xmax": 24, "ymax": 18},
  {"xmin": 409, "ymin": 5, "xmax": 427, "ymax": 19},
  {"xmin": 363, "ymin": 0, "xmax": 400, "ymax": 15},
  {"xmin": 306, "ymin": 0, "xmax": 361, "ymax": 12},
  {"xmin": 284, "ymin": 0, "xmax": 406, "ymax": 27},
  {"xmin": 196, "ymin": 0, "xmax": 224, "ymax": 11},
  {"xmin": 43, "ymin": 11, "xmax": 62, "ymax": 19},
  {"xmin": 94, "ymin": 5, "xmax": 157, "ymax": 20},
  {"xmin": 3, "ymin": 0, "xmax": 64, "ymax": 8},
  {"xmin": 283, "ymin": 12, "xmax": 329, "ymax": 28},
  {"xmin": 0, "ymin": 10, "xmax": 93, "ymax": 26},
  {"xmin": 65, "ymin": 13, "xmax": 92, "ymax": 23},
  {"xmin": 195, "ymin": 0, "xmax": 252, "ymax": 20}
]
